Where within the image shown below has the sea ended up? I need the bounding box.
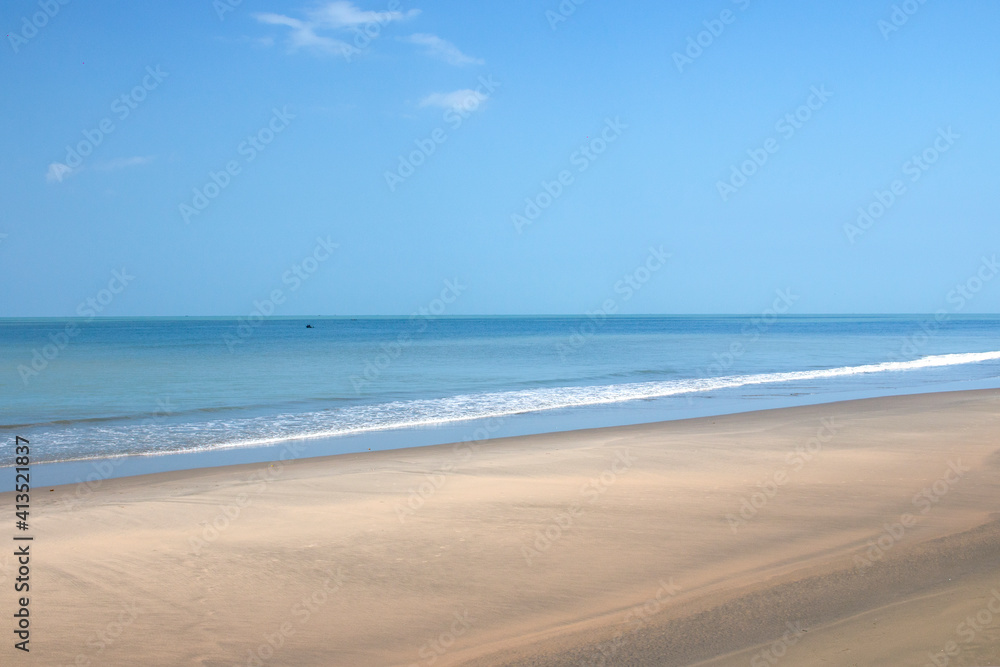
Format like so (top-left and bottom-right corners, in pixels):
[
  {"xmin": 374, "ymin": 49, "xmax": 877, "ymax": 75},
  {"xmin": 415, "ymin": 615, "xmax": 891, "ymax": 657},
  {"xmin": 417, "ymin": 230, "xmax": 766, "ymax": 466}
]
[{"xmin": 1, "ymin": 316, "xmax": 999, "ymax": 489}]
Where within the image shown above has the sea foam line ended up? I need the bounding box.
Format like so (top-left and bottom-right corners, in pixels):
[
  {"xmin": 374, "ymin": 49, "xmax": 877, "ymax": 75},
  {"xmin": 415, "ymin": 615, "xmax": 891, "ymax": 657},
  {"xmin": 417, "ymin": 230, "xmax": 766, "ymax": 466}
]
[{"xmin": 141, "ymin": 350, "xmax": 1000, "ymax": 457}]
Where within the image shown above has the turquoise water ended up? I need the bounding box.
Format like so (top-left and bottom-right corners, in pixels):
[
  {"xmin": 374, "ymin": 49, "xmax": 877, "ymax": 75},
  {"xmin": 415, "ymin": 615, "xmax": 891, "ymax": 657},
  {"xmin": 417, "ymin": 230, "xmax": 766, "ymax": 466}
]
[{"xmin": 1, "ymin": 316, "xmax": 999, "ymax": 476}]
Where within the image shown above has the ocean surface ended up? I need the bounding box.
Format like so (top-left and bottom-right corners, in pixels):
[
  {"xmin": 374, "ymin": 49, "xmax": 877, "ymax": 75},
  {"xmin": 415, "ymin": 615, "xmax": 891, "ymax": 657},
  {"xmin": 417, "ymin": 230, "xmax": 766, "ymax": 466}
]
[{"xmin": 1, "ymin": 316, "xmax": 999, "ymax": 485}]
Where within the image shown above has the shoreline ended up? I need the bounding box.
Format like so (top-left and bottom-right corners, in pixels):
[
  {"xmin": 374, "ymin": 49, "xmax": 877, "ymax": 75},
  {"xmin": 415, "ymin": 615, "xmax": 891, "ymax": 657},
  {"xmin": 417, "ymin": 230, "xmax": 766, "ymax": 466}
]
[
  {"xmin": 7, "ymin": 377, "xmax": 1000, "ymax": 492},
  {"xmin": 2, "ymin": 388, "xmax": 999, "ymax": 665}
]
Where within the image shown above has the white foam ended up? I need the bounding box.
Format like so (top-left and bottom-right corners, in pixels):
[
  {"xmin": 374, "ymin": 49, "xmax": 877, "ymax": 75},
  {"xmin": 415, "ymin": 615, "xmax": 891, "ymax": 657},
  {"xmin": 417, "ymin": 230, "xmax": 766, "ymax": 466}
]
[
  {"xmin": 139, "ymin": 349, "xmax": 1000, "ymax": 456},
  {"xmin": 20, "ymin": 350, "xmax": 1000, "ymax": 463}
]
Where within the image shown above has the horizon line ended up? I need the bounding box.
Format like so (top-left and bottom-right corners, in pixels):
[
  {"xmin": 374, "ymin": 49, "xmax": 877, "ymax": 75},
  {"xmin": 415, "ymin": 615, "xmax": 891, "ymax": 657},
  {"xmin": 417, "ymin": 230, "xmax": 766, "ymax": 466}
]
[{"xmin": 2, "ymin": 313, "xmax": 999, "ymax": 320}]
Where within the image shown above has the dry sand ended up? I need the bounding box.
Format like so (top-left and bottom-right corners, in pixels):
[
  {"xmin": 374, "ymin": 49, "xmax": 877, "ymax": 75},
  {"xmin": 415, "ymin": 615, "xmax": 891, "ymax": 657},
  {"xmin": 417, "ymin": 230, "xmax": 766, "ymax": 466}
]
[{"xmin": 2, "ymin": 389, "xmax": 999, "ymax": 666}]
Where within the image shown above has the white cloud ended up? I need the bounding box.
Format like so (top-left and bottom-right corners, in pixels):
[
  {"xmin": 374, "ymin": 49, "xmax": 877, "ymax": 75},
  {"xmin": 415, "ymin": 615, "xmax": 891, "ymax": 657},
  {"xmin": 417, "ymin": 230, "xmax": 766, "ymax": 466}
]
[
  {"xmin": 46, "ymin": 156, "xmax": 153, "ymax": 183},
  {"xmin": 309, "ymin": 1, "xmax": 419, "ymax": 28},
  {"xmin": 94, "ymin": 156, "xmax": 154, "ymax": 171},
  {"xmin": 419, "ymin": 89, "xmax": 488, "ymax": 113},
  {"xmin": 255, "ymin": 12, "xmax": 355, "ymax": 56},
  {"xmin": 46, "ymin": 162, "xmax": 75, "ymax": 183},
  {"xmin": 255, "ymin": 1, "xmax": 419, "ymax": 57},
  {"xmin": 403, "ymin": 33, "xmax": 483, "ymax": 66}
]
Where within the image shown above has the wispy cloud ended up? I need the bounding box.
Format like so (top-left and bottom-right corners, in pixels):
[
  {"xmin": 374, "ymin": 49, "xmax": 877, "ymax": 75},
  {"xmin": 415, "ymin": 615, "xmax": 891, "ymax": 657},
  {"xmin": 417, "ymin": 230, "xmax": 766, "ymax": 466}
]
[
  {"xmin": 419, "ymin": 89, "xmax": 488, "ymax": 113},
  {"xmin": 309, "ymin": 1, "xmax": 419, "ymax": 28},
  {"xmin": 255, "ymin": 1, "xmax": 419, "ymax": 57},
  {"xmin": 46, "ymin": 162, "xmax": 75, "ymax": 183},
  {"xmin": 403, "ymin": 33, "xmax": 483, "ymax": 66},
  {"xmin": 46, "ymin": 155, "xmax": 153, "ymax": 183},
  {"xmin": 255, "ymin": 13, "xmax": 354, "ymax": 56},
  {"xmin": 94, "ymin": 156, "xmax": 155, "ymax": 171}
]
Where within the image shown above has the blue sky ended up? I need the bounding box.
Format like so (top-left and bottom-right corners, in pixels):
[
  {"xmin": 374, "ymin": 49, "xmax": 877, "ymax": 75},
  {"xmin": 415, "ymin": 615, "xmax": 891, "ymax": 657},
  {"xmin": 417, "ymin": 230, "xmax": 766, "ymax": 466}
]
[{"xmin": 2, "ymin": 0, "xmax": 999, "ymax": 316}]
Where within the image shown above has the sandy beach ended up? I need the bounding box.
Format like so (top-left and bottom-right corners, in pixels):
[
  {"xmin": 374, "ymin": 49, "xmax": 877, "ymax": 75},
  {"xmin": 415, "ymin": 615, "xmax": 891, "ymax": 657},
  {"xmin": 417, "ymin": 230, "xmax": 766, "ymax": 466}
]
[{"xmin": 3, "ymin": 388, "xmax": 1000, "ymax": 666}]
